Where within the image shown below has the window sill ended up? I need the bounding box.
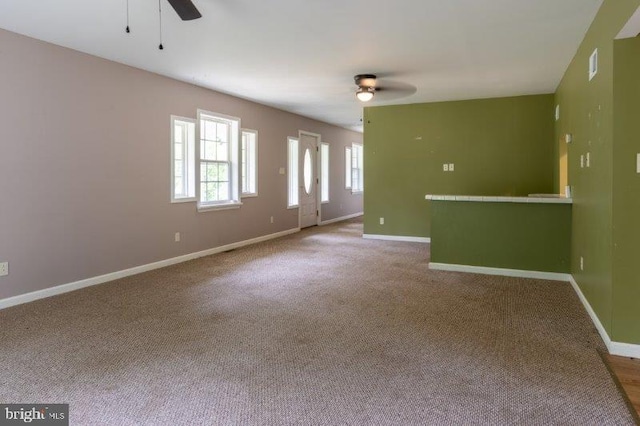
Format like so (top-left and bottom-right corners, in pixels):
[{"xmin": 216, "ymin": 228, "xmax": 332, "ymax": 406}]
[
  {"xmin": 241, "ymin": 193, "xmax": 258, "ymax": 199},
  {"xmin": 197, "ymin": 201, "xmax": 243, "ymax": 212},
  {"xmin": 351, "ymin": 190, "xmax": 363, "ymax": 195},
  {"xmin": 287, "ymin": 205, "xmax": 299, "ymax": 210},
  {"xmin": 171, "ymin": 197, "xmax": 197, "ymax": 204}
]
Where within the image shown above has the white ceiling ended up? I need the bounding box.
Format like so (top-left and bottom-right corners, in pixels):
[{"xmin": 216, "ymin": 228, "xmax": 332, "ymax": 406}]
[{"xmin": 0, "ymin": 0, "xmax": 603, "ymax": 132}]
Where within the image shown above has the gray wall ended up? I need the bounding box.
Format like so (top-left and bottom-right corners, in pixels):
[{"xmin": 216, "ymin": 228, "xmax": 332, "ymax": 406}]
[{"xmin": 0, "ymin": 28, "xmax": 363, "ymax": 300}]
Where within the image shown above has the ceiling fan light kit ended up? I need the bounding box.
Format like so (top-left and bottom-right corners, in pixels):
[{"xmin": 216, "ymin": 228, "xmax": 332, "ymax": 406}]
[
  {"xmin": 356, "ymin": 87, "xmax": 375, "ymax": 102},
  {"xmin": 354, "ymin": 74, "xmax": 377, "ymax": 102}
]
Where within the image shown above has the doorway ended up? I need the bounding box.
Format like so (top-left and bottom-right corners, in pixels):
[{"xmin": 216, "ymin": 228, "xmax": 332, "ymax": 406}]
[{"xmin": 559, "ymin": 137, "xmax": 568, "ymax": 194}]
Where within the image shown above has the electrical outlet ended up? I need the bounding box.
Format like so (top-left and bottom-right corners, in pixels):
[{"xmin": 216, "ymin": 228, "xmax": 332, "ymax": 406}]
[
  {"xmin": 580, "ymin": 256, "xmax": 584, "ymax": 271},
  {"xmin": 0, "ymin": 262, "xmax": 8, "ymax": 277},
  {"xmin": 449, "ymin": 163, "xmax": 454, "ymax": 171},
  {"xmin": 379, "ymin": 217, "xmax": 385, "ymax": 225},
  {"xmin": 270, "ymin": 216, "xmax": 274, "ymax": 224},
  {"xmin": 443, "ymin": 164, "xmax": 449, "ymax": 172},
  {"xmin": 580, "ymin": 155, "xmax": 584, "ymax": 168},
  {"xmin": 174, "ymin": 232, "xmax": 181, "ymax": 242}
]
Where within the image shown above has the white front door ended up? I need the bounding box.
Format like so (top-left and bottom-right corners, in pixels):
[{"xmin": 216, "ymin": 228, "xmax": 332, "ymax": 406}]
[{"xmin": 299, "ymin": 132, "xmax": 319, "ymax": 228}]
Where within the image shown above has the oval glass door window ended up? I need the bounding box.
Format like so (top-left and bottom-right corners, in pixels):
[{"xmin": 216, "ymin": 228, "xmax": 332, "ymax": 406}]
[{"xmin": 303, "ymin": 148, "xmax": 312, "ymax": 194}]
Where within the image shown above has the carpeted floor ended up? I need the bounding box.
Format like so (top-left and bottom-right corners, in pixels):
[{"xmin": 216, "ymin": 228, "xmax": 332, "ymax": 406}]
[{"xmin": 0, "ymin": 218, "xmax": 635, "ymax": 425}]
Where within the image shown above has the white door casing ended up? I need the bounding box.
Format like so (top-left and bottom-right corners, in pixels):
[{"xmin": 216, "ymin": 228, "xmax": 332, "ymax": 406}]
[{"xmin": 299, "ymin": 131, "xmax": 319, "ymax": 228}]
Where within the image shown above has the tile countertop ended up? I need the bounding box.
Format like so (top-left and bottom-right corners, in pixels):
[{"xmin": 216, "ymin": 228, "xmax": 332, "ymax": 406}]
[{"xmin": 424, "ymin": 195, "xmax": 573, "ymax": 204}]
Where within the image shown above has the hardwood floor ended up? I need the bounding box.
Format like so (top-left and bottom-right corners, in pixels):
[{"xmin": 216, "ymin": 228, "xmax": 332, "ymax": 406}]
[{"xmin": 605, "ymin": 354, "xmax": 640, "ymax": 421}]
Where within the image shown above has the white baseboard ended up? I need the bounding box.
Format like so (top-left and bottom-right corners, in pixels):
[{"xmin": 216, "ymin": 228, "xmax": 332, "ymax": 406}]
[
  {"xmin": 568, "ymin": 276, "xmax": 640, "ymax": 358},
  {"xmin": 610, "ymin": 341, "xmax": 640, "ymax": 358},
  {"xmin": 319, "ymin": 212, "xmax": 363, "ymax": 226},
  {"xmin": 568, "ymin": 275, "xmax": 613, "ymax": 351},
  {"xmin": 0, "ymin": 227, "xmax": 301, "ymax": 311},
  {"xmin": 429, "ymin": 262, "xmax": 571, "ymax": 282},
  {"xmin": 363, "ymin": 234, "xmax": 431, "ymax": 243}
]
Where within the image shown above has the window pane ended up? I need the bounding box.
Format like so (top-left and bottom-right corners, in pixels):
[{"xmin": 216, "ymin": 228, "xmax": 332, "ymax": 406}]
[
  {"xmin": 288, "ymin": 138, "xmax": 299, "ymax": 207},
  {"xmin": 172, "ymin": 117, "xmax": 196, "ymax": 201},
  {"xmin": 350, "ymin": 144, "xmax": 363, "ymax": 192},
  {"xmin": 218, "ymin": 162, "xmax": 229, "ymax": 183},
  {"xmin": 345, "ymin": 147, "xmax": 352, "ymax": 189},
  {"xmin": 303, "ymin": 148, "xmax": 312, "ymax": 195},
  {"xmin": 203, "ymin": 140, "xmax": 217, "ymax": 160},
  {"xmin": 216, "ymin": 141, "xmax": 228, "ymax": 161},
  {"xmin": 174, "ymin": 177, "xmax": 183, "ymax": 196},
  {"xmin": 321, "ymin": 144, "xmax": 329, "ymax": 202},
  {"xmin": 201, "ymin": 182, "xmax": 214, "ymax": 202},
  {"xmin": 174, "ymin": 125, "xmax": 183, "ymax": 143},
  {"xmin": 204, "ymin": 120, "xmax": 216, "ymax": 141},
  {"xmin": 217, "ymin": 123, "xmax": 228, "ymax": 142},
  {"xmin": 218, "ymin": 182, "xmax": 229, "ymax": 201}
]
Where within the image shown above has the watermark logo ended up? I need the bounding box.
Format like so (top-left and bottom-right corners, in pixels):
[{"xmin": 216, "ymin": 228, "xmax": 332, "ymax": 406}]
[{"xmin": 0, "ymin": 404, "xmax": 68, "ymax": 425}]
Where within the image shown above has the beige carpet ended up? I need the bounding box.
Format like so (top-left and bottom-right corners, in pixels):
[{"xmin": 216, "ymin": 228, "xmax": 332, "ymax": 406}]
[{"xmin": 0, "ymin": 219, "xmax": 635, "ymax": 425}]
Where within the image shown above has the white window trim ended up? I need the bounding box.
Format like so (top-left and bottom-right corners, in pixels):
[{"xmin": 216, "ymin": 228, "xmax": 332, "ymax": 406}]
[
  {"xmin": 241, "ymin": 128, "xmax": 258, "ymax": 198},
  {"xmin": 321, "ymin": 142, "xmax": 329, "ymax": 204},
  {"xmin": 345, "ymin": 146, "xmax": 352, "ymax": 189},
  {"xmin": 170, "ymin": 115, "xmax": 197, "ymax": 204},
  {"xmin": 351, "ymin": 143, "xmax": 364, "ymax": 194},
  {"xmin": 197, "ymin": 109, "xmax": 242, "ymax": 211},
  {"xmin": 287, "ymin": 137, "xmax": 299, "ymax": 209},
  {"xmin": 197, "ymin": 202, "xmax": 243, "ymax": 213}
]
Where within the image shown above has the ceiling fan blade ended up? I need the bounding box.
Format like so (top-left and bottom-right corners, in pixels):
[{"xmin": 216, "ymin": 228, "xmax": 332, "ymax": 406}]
[{"xmin": 166, "ymin": 0, "xmax": 202, "ymax": 20}]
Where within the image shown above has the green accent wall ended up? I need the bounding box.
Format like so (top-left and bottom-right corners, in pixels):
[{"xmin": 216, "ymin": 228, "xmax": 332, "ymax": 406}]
[
  {"xmin": 554, "ymin": 0, "xmax": 640, "ymax": 344},
  {"xmin": 363, "ymin": 94, "xmax": 555, "ymax": 238},
  {"xmin": 431, "ymin": 201, "xmax": 571, "ymax": 273},
  {"xmin": 612, "ymin": 37, "xmax": 640, "ymax": 343}
]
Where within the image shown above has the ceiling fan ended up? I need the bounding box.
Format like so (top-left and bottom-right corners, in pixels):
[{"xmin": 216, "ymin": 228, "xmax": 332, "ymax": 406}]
[
  {"xmin": 354, "ymin": 74, "xmax": 377, "ymax": 102},
  {"xmin": 166, "ymin": 0, "xmax": 202, "ymax": 21},
  {"xmin": 125, "ymin": 0, "xmax": 202, "ymax": 50},
  {"xmin": 354, "ymin": 73, "xmax": 417, "ymax": 103}
]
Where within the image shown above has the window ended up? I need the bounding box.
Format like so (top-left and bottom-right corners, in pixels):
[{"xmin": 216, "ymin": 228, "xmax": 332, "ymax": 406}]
[
  {"xmin": 589, "ymin": 48, "xmax": 598, "ymax": 81},
  {"xmin": 241, "ymin": 129, "xmax": 258, "ymax": 197},
  {"xmin": 345, "ymin": 146, "xmax": 352, "ymax": 189},
  {"xmin": 198, "ymin": 110, "xmax": 241, "ymax": 210},
  {"xmin": 321, "ymin": 143, "xmax": 329, "ymax": 203},
  {"xmin": 288, "ymin": 137, "xmax": 299, "ymax": 208},
  {"xmin": 351, "ymin": 143, "xmax": 364, "ymax": 193},
  {"xmin": 171, "ymin": 116, "xmax": 196, "ymax": 202}
]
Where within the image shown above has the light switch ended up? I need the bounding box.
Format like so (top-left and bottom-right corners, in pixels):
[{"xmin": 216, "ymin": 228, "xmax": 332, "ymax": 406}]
[
  {"xmin": 580, "ymin": 155, "xmax": 584, "ymax": 168},
  {"xmin": 443, "ymin": 164, "xmax": 449, "ymax": 172},
  {"xmin": 637, "ymin": 154, "xmax": 640, "ymax": 173},
  {"xmin": 449, "ymin": 163, "xmax": 455, "ymax": 171},
  {"xmin": 586, "ymin": 152, "xmax": 591, "ymax": 168},
  {"xmin": 279, "ymin": 167, "xmax": 285, "ymax": 175}
]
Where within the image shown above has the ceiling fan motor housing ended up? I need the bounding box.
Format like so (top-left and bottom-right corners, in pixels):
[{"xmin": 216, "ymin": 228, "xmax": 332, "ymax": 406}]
[{"xmin": 355, "ymin": 74, "xmax": 377, "ymax": 88}]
